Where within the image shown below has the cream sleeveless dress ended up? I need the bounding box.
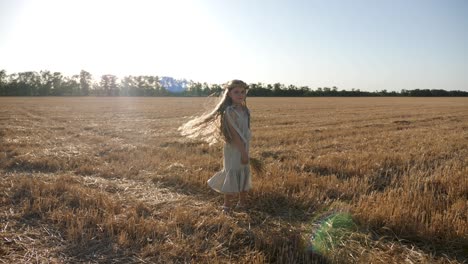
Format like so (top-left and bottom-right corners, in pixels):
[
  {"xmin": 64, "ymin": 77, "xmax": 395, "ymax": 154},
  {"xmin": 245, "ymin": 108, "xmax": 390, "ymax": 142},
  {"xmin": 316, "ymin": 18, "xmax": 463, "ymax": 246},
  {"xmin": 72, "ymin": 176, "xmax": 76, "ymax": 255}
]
[{"xmin": 208, "ymin": 106, "xmax": 252, "ymax": 193}]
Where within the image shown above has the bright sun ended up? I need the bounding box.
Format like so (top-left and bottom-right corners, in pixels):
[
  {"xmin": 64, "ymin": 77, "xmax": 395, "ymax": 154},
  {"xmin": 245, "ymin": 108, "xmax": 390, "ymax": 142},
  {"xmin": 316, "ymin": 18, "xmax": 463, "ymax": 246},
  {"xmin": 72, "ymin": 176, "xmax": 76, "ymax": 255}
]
[{"xmin": 5, "ymin": 0, "xmax": 241, "ymax": 82}]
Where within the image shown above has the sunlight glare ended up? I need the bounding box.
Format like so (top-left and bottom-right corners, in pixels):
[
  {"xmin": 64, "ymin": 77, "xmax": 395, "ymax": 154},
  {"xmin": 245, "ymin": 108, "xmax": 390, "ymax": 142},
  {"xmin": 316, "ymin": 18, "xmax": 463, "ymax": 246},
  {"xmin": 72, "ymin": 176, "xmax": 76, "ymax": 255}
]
[{"xmin": 5, "ymin": 0, "xmax": 242, "ymax": 82}]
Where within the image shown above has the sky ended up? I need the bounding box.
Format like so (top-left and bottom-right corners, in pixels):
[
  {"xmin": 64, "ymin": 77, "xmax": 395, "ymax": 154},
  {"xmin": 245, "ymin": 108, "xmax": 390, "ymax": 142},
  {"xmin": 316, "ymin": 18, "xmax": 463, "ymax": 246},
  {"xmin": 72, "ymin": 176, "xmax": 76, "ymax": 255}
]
[{"xmin": 1, "ymin": 0, "xmax": 467, "ymax": 92}]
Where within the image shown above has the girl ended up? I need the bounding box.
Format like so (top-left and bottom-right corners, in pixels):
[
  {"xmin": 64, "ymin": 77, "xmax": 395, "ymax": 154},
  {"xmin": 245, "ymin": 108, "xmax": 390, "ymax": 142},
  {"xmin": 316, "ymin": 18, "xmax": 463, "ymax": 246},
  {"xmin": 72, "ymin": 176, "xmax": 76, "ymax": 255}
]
[{"xmin": 179, "ymin": 80, "xmax": 252, "ymax": 213}]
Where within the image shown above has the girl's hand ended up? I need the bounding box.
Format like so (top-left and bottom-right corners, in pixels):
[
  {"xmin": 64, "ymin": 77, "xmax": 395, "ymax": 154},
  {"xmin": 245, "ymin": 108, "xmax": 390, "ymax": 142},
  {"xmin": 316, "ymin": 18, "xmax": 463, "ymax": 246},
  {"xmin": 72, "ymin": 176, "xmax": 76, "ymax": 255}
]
[{"xmin": 241, "ymin": 152, "xmax": 249, "ymax": 165}]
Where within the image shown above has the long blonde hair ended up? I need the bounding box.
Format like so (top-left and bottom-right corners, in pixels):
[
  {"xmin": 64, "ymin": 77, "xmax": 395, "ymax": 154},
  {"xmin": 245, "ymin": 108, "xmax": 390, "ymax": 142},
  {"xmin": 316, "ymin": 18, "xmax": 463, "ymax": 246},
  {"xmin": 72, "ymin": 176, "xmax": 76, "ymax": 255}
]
[{"xmin": 179, "ymin": 80, "xmax": 249, "ymax": 145}]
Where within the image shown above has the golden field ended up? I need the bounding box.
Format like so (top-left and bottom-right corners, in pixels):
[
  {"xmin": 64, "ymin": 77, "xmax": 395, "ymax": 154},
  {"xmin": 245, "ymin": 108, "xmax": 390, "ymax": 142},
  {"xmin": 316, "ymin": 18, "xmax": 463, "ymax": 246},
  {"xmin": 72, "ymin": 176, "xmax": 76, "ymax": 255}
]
[{"xmin": 0, "ymin": 97, "xmax": 467, "ymax": 263}]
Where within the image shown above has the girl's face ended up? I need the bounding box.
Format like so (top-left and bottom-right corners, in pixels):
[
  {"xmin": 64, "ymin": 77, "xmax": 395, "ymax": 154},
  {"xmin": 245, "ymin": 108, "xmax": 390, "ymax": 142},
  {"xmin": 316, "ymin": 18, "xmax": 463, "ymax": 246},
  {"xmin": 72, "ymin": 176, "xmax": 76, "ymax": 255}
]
[{"xmin": 228, "ymin": 87, "xmax": 247, "ymax": 105}]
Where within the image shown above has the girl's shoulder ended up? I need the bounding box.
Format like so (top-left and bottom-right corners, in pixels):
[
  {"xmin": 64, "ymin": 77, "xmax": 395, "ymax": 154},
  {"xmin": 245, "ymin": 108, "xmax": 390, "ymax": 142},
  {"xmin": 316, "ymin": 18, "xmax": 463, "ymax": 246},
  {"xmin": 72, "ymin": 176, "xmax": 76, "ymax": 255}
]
[
  {"xmin": 225, "ymin": 105, "xmax": 235, "ymax": 114},
  {"xmin": 226, "ymin": 105, "xmax": 250, "ymax": 118},
  {"xmin": 228, "ymin": 105, "xmax": 249, "ymax": 111},
  {"xmin": 225, "ymin": 105, "xmax": 237, "ymax": 118}
]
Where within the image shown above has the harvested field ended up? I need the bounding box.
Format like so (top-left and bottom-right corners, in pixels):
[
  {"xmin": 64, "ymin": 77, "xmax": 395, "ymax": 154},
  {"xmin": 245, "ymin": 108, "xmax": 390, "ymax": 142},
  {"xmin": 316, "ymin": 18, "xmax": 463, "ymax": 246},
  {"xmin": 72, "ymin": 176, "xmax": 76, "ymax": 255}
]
[{"xmin": 0, "ymin": 97, "xmax": 467, "ymax": 263}]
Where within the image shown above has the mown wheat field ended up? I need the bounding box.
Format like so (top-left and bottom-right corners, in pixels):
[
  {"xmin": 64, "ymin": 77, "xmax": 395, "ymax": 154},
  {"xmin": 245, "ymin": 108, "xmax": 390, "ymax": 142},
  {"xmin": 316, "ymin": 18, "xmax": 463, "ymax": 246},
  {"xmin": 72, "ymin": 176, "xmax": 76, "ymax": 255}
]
[{"xmin": 0, "ymin": 97, "xmax": 467, "ymax": 263}]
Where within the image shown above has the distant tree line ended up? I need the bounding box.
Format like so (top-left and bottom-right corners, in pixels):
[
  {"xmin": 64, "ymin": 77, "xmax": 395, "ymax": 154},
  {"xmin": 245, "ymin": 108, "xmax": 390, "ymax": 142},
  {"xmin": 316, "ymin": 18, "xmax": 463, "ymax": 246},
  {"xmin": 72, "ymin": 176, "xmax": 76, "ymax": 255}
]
[{"xmin": 1, "ymin": 70, "xmax": 467, "ymax": 97}]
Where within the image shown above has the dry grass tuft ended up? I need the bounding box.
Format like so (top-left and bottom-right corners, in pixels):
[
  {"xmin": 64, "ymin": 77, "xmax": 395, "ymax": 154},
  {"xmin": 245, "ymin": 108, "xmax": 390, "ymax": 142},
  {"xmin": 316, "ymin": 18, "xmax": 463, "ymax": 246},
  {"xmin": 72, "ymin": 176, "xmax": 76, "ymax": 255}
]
[{"xmin": 250, "ymin": 157, "xmax": 266, "ymax": 176}]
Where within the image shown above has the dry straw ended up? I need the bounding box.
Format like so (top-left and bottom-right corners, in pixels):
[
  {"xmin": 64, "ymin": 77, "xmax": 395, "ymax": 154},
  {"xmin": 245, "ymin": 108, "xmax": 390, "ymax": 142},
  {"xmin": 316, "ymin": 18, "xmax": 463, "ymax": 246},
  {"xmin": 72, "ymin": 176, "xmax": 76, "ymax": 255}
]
[
  {"xmin": 1, "ymin": 97, "xmax": 467, "ymax": 263},
  {"xmin": 249, "ymin": 157, "xmax": 265, "ymax": 176}
]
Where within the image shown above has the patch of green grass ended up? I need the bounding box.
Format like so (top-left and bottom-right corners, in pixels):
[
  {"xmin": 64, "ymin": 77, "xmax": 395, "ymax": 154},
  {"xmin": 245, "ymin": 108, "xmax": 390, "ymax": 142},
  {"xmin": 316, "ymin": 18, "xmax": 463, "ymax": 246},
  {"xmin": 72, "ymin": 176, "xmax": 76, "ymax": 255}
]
[{"xmin": 311, "ymin": 212, "xmax": 357, "ymax": 254}]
